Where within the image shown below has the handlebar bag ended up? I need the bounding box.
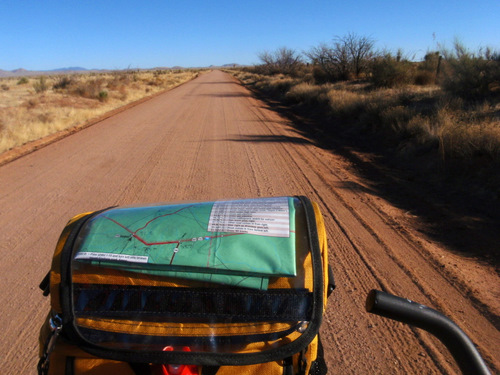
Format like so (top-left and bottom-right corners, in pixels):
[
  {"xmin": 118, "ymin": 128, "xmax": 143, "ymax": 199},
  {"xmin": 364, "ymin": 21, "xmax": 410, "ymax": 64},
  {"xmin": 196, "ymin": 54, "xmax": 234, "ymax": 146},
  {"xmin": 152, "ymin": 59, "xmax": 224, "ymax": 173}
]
[{"xmin": 38, "ymin": 196, "xmax": 333, "ymax": 375}]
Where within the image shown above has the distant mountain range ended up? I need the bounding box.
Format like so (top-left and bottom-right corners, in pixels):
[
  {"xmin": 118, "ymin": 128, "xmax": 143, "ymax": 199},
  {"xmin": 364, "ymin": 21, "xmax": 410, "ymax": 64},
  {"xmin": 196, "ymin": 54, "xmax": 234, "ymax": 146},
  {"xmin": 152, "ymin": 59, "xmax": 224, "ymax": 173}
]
[
  {"xmin": 0, "ymin": 64, "xmax": 245, "ymax": 78},
  {"xmin": 0, "ymin": 67, "xmax": 95, "ymax": 78}
]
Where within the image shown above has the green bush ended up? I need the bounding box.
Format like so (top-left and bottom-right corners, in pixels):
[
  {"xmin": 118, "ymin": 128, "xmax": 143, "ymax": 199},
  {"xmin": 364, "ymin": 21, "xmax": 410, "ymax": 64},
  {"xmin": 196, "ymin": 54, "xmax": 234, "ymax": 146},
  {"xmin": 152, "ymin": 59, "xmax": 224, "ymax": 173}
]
[
  {"xmin": 98, "ymin": 90, "xmax": 109, "ymax": 102},
  {"xmin": 17, "ymin": 77, "xmax": 29, "ymax": 85},
  {"xmin": 441, "ymin": 45, "xmax": 500, "ymax": 100},
  {"xmin": 53, "ymin": 76, "xmax": 73, "ymax": 90}
]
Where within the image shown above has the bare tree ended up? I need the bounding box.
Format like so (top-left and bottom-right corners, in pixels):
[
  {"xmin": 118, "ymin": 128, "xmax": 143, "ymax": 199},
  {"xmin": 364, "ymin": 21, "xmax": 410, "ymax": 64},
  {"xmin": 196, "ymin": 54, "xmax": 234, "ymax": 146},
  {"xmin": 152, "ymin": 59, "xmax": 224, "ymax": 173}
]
[
  {"xmin": 342, "ymin": 32, "xmax": 375, "ymax": 78},
  {"xmin": 258, "ymin": 47, "xmax": 303, "ymax": 75},
  {"xmin": 306, "ymin": 42, "xmax": 350, "ymax": 81},
  {"xmin": 306, "ymin": 33, "xmax": 376, "ymax": 81}
]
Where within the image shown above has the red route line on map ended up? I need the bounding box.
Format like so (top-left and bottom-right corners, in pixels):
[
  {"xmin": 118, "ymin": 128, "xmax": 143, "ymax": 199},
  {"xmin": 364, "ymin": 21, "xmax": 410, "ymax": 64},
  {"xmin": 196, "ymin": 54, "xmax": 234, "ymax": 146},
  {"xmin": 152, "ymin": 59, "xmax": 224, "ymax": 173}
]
[
  {"xmin": 104, "ymin": 215, "xmax": 245, "ymax": 267},
  {"xmin": 104, "ymin": 216, "xmax": 244, "ymax": 247}
]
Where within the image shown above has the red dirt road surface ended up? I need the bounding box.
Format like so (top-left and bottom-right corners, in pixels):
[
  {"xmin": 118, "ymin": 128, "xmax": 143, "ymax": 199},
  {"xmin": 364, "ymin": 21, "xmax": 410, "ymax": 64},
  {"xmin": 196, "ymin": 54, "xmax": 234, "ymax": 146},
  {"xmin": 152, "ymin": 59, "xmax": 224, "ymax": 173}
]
[{"xmin": 0, "ymin": 70, "xmax": 498, "ymax": 374}]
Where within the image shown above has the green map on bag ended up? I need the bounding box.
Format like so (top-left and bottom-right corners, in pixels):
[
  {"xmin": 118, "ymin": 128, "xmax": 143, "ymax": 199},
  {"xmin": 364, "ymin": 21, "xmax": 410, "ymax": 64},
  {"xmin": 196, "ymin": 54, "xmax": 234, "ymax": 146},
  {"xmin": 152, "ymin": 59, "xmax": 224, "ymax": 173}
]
[{"xmin": 74, "ymin": 197, "xmax": 297, "ymax": 290}]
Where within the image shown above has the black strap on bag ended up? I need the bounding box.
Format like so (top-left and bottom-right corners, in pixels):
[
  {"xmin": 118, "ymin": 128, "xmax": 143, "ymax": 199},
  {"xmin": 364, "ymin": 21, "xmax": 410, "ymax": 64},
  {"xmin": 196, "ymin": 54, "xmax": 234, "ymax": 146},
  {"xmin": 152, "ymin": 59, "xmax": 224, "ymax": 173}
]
[
  {"xmin": 39, "ymin": 271, "xmax": 51, "ymax": 296},
  {"xmin": 308, "ymin": 335, "xmax": 327, "ymax": 375},
  {"xmin": 129, "ymin": 363, "xmax": 152, "ymax": 375},
  {"xmin": 202, "ymin": 366, "xmax": 221, "ymax": 375}
]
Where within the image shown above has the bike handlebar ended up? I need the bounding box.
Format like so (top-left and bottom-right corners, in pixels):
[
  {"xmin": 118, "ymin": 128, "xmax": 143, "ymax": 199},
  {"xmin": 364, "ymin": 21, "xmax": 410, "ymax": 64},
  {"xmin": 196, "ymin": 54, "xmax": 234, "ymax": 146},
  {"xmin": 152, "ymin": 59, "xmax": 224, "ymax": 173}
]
[{"xmin": 366, "ymin": 290, "xmax": 491, "ymax": 375}]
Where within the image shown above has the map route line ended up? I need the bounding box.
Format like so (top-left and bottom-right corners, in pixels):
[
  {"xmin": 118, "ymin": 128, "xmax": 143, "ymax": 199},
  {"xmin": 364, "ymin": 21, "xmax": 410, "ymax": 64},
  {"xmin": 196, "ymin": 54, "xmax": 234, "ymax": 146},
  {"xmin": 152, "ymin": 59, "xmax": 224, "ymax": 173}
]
[{"xmin": 103, "ymin": 216, "xmax": 245, "ymax": 247}]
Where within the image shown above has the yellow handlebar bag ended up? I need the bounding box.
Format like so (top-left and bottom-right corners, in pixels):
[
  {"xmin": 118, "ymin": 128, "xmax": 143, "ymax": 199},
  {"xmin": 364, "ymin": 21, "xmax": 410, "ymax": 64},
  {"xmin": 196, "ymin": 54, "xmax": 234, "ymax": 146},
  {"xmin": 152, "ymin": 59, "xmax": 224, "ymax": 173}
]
[{"xmin": 38, "ymin": 196, "xmax": 334, "ymax": 375}]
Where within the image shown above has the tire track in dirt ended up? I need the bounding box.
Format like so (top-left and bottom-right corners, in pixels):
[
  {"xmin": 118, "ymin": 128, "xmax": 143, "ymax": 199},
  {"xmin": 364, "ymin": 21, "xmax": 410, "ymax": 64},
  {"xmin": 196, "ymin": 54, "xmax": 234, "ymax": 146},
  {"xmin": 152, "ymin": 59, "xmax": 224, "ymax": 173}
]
[
  {"xmin": 226, "ymin": 87, "xmax": 448, "ymax": 373},
  {"xmin": 252, "ymin": 128, "xmax": 444, "ymax": 372}
]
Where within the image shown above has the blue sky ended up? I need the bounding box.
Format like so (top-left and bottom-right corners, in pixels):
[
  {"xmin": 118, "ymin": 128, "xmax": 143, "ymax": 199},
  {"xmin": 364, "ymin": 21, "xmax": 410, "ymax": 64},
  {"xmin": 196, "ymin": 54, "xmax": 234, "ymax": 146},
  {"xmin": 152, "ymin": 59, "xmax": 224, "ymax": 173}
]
[{"xmin": 1, "ymin": 0, "xmax": 498, "ymax": 71}]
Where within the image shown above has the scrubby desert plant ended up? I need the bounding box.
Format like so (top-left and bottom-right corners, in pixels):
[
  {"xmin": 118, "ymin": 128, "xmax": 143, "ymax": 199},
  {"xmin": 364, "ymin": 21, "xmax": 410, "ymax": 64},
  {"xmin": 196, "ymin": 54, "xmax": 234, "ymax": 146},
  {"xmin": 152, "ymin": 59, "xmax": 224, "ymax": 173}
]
[
  {"xmin": 17, "ymin": 77, "xmax": 29, "ymax": 85},
  {"xmin": 53, "ymin": 76, "xmax": 73, "ymax": 90},
  {"xmin": 285, "ymin": 82, "xmax": 328, "ymax": 105},
  {"xmin": 33, "ymin": 76, "xmax": 48, "ymax": 93},
  {"xmin": 98, "ymin": 90, "xmax": 109, "ymax": 102},
  {"xmin": 441, "ymin": 41, "xmax": 500, "ymax": 101},
  {"xmin": 72, "ymin": 79, "xmax": 104, "ymax": 100},
  {"xmin": 415, "ymin": 51, "xmax": 442, "ymax": 85},
  {"xmin": 370, "ymin": 53, "xmax": 415, "ymax": 88},
  {"xmin": 414, "ymin": 70, "xmax": 437, "ymax": 86}
]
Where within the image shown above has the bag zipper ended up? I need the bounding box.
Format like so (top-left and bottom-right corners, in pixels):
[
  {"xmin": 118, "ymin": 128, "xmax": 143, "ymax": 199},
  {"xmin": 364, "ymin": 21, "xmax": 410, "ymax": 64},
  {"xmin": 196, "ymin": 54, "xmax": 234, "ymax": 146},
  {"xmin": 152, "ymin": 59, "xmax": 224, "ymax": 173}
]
[{"xmin": 37, "ymin": 314, "xmax": 63, "ymax": 375}]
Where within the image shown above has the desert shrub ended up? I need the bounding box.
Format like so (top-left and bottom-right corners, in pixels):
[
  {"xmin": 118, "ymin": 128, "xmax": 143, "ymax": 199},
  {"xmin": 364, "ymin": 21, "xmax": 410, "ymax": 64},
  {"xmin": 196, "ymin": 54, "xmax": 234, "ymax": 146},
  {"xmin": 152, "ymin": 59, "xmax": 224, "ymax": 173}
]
[
  {"xmin": 72, "ymin": 79, "xmax": 104, "ymax": 100},
  {"xmin": 117, "ymin": 85, "xmax": 128, "ymax": 101},
  {"xmin": 380, "ymin": 105, "xmax": 415, "ymax": 134},
  {"xmin": 1, "ymin": 84, "xmax": 9, "ymax": 91},
  {"xmin": 153, "ymin": 69, "xmax": 167, "ymax": 77},
  {"xmin": 147, "ymin": 78, "xmax": 165, "ymax": 87},
  {"xmin": 415, "ymin": 51, "xmax": 442, "ymax": 85},
  {"xmin": 254, "ymin": 75, "xmax": 297, "ymax": 98},
  {"xmin": 33, "ymin": 76, "xmax": 48, "ymax": 93},
  {"xmin": 439, "ymin": 117, "xmax": 500, "ymax": 162},
  {"xmin": 414, "ymin": 70, "xmax": 436, "ymax": 86},
  {"xmin": 98, "ymin": 90, "xmax": 109, "ymax": 102},
  {"xmin": 285, "ymin": 82, "xmax": 327, "ymax": 105},
  {"xmin": 441, "ymin": 42, "xmax": 500, "ymax": 101},
  {"xmin": 403, "ymin": 115, "xmax": 438, "ymax": 143},
  {"xmin": 17, "ymin": 77, "xmax": 29, "ymax": 85},
  {"xmin": 311, "ymin": 65, "xmax": 335, "ymax": 84},
  {"xmin": 37, "ymin": 112, "xmax": 54, "ymax": 123},
  {"xmin": 53, "ymin": 76, "xmax": 73, "ymax": 90},
  {"xmin": 107, "ymin": 73, "xmax": 130, "ymax": 91},
  {"xmin": 326, "ymin": 89, "xmax": 366, "ymax": 120},
  {"xmin": 370, "ymin": 54, "xmax": 415, "ymax": 88},
  {"xmin": 24, "ymin": 98, "xmax": 38, "ymax": 109}
]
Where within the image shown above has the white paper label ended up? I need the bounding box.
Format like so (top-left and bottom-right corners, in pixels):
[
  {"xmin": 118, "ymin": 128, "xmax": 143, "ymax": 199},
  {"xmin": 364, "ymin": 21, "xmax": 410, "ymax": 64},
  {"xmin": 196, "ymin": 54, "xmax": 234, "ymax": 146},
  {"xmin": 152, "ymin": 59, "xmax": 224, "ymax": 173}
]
[
  {"xmin": 208, "ymin": 197, "xmax": 290, "ymax": 237},
  {"xmin": 75, "ymin": 251, "xmax": 149, "ymax": 263}
]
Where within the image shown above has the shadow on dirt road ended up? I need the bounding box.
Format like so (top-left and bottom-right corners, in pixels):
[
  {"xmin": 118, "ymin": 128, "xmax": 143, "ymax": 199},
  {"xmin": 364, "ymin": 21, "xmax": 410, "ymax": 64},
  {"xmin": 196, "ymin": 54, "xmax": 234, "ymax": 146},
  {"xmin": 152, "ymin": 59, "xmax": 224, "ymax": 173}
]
[{"xmin": 240, "ymin": 88, "xmax": 500, "ymax": 269}]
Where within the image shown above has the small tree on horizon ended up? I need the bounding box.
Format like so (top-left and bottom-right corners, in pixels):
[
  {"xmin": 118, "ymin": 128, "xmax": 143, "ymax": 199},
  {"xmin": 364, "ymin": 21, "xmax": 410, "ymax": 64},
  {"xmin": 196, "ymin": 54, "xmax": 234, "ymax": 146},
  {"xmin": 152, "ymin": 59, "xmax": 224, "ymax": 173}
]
[
  {"xmin": 306, "ymin": 32, "xmax": 376, "ymax": 82},
  {"xmin": 343, "ymin": 32, "xmax": 376, "ymax": 78},
  {"xmin": 257, "ymin": 47, "xmax": 303, "ymax": 76}
]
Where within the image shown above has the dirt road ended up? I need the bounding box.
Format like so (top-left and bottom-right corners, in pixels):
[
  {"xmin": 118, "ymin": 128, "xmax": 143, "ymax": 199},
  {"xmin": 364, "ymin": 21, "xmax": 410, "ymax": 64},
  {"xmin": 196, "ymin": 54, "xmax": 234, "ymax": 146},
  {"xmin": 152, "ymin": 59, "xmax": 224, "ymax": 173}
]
[{"xmin": 0, "ymin": 70, "xmax": 498, "ymax": 374}]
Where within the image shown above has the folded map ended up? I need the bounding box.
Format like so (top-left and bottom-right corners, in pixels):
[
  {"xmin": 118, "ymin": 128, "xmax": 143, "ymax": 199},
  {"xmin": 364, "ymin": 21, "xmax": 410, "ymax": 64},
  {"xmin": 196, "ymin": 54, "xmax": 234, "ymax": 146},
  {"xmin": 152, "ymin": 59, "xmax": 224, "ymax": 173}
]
[{"xmin": 74, "ymin": 197, "xmax": 297, "ymax": 290}]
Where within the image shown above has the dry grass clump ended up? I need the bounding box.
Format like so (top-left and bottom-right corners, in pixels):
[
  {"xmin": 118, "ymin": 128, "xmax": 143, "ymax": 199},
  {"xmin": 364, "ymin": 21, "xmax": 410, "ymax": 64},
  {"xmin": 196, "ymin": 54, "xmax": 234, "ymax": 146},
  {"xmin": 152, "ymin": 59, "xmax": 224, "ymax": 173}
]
[
  {"xmin": 285, "ymin": 82, "xmax": 329, "ymax": 105},
  {"xmin": 0, "ymin": 69, "xmax": 200, "ymax": 154},
  {"xmin": 437, "ymin": 105, "xmax": 500, "ymax": 162},
  {"xmin": 254, "ymin": 74, "xmax": 298, "ymax": 96},
  {"xmin": 233, "ymin": 70, "xmax": 500, "ymax": 170},
  {"xmin": 326, "ymin": 89, "xmax": 366, "ymax": 120}
]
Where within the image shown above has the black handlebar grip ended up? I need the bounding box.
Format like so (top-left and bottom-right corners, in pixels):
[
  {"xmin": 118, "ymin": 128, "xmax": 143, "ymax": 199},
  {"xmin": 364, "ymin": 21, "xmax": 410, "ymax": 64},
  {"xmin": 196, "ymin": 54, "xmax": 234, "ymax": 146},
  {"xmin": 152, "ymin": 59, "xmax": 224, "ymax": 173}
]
[{"xmin": 366, "ymin": 290, "xmax": 491, "ymax": 375}]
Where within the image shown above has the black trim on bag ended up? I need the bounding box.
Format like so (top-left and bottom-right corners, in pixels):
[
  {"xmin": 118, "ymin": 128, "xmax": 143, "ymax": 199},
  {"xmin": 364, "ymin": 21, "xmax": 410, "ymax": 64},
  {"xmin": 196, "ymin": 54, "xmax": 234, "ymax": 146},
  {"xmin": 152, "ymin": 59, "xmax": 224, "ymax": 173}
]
[
  {"xmin": 74, "ymin": 285, "xmax": 313, "ymax": 322},
  {"xmin": 59, "ymin": 209, "xmax": 114, "ymax": 332},
  {"xmin": 39, "ymin": 271, "xmax": 51, "ymax": 296},
  {"xmin": 59, "ymin": 196, "xmax": 325, "ymax": 367},
  {"xmin": 77, "ymin": 324, "xmax": 299, "ymax": 347}
]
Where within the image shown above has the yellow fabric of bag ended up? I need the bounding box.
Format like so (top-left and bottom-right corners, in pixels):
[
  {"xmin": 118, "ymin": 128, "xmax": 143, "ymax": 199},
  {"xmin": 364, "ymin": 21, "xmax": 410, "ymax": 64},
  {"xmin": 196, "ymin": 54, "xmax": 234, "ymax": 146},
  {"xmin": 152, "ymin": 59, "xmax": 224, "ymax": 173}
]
[{"xmin": 39, "ymin": 197, "xmax": 330, "ymax": 375}]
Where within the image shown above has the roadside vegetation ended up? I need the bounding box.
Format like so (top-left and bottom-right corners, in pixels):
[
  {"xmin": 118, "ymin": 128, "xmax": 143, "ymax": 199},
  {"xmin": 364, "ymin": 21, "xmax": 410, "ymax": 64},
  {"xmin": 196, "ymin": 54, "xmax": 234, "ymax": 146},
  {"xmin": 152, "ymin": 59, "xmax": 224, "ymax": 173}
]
[
  {"xmin": 0, "ymin": 69, "xmax": 200, "ymax": 154},
  {"xmin": 229, "ymin": 36, "xmax": 500, "ymax": 206}
]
